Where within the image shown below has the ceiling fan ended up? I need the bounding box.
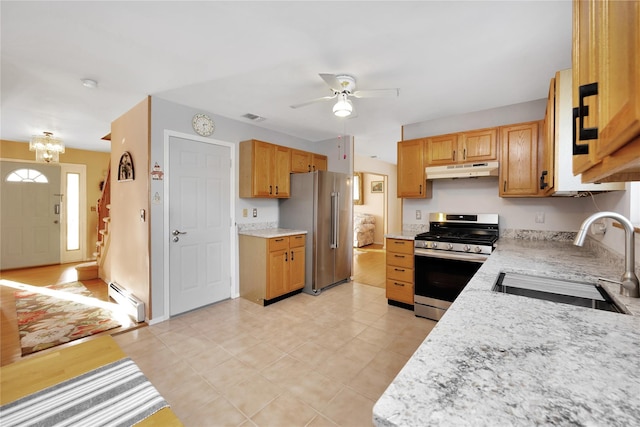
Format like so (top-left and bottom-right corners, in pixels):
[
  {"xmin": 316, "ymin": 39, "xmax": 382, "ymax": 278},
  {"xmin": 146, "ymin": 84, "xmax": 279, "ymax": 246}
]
[{"xmin": 290, "ymin": 73, "xmax": 399, "ymax": 117}]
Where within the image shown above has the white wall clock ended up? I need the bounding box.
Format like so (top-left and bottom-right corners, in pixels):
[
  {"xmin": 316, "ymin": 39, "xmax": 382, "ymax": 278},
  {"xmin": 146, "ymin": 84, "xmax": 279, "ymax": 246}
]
[{"xmin": 192, "ymin": 113, "xmax": 215, "ymax": 136}]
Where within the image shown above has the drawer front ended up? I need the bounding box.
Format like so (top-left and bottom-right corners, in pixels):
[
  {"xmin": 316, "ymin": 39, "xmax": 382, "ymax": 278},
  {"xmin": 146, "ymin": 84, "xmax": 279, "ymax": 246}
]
[
  {"xmin": 386, "ymin": 238, "xmax": 413, "ymax": 255},
  {"xmin": 386, "ymin": 251, "xmax": 413, "ymax": 269},
  {"xmin": 269, "ymin": 237, "xmax": 289, "ymax": 252},
  {"xmin": 289, "ymin": 234, "xmax": 306, "ymax": 248},
  {"xmin": 386, "ymin": 265, "xmax": 413, "ymax": 283},
  {"xmin": 386, "ymin": 279, "xmax": 414, "ymax": 304}
]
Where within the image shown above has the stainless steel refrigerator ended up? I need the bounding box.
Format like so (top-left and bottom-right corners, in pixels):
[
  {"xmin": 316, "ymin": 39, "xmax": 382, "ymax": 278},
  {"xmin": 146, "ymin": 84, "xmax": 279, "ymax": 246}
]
[{"xmin": 279, "ymin": 171, "xmax": 353, "ymax": 295}]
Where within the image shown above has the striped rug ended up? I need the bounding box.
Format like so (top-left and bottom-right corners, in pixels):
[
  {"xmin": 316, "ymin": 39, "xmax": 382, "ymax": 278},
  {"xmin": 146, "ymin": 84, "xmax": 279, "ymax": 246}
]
[{"xmin": 0, "ymin": 358, "xmax": 169, "ymax": 427}]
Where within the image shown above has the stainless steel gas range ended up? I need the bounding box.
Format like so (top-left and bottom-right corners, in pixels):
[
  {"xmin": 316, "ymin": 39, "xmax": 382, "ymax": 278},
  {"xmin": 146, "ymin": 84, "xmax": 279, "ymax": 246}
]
[{"xmin": 414, "ymin": 213, "xmax": 499, "ymax": 320}]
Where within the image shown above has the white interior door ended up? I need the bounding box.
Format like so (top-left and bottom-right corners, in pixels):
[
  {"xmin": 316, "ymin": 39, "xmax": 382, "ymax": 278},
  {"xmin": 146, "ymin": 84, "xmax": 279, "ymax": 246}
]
[
  {"xmin": 0, "ymin": 161, "xmax": 61, "ymax": 269},
  {"xmin": 168, "ymin": 136, "xmax": 232, "ymax": 316}
]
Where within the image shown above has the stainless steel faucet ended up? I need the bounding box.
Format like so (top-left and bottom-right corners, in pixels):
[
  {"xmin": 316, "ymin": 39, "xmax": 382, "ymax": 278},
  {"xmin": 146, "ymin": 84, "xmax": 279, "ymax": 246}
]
[{"xmin": 574, "ymin": 212, "xmax": 639, "ymax": 298}]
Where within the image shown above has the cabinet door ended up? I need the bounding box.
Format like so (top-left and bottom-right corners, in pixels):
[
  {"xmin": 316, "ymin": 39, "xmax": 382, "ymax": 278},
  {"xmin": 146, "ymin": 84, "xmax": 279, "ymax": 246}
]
[
  {"xmin": 541, "ymin": 76, "xmax": 556, "ymax": 194},
  {"xmin": 274, "ymin": 146, "xmax": 291, "ymax": 197},
  {"xmin": 594, "ymin": 0, "xmax": 640, "ymax": 158},
  {"xmin": 291, "ymin": 149, "xmax": 311, "ymax": 173},
  {"xmin": 499, "ymin": 122, "xmax": 540, "ymax": 197},
  {"xmin": 253, "ymin": 140, "xmax": 274, "ymax": 197},
  {"xmin": 572, "ymin": 0, "xmax": 601, "ymax": 175},
  {"xmin": 459, "ymin": 128, "xmax": 497, "ymax": 163},
  {"xmin": 267, "ymin": 248, "xmax": 288, "ymax": 299},
  {"xmin": 289, "ymin": 245, "xmax": 305, "ymax": 291},
  {"xmin": 426, "ymin": 134, "xmax": 457, "ymax": 165},
  {"xmin": 397, "ymin": 139, "xmax": 427, "ymax": 197},
  {"xmin": 312, "ymin": 154, "xmax": 328, "ymax": 171}
]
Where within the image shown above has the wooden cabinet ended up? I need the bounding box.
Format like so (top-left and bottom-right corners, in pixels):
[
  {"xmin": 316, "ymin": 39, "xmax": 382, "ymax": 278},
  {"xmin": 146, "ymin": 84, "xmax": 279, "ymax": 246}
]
[
  {"xmin": 312, "ymin": 154, "xmax": 328, "ymax": 172},
  {"xmin": 459, "ymin": 128, "xmax": 498, "ymax": 163},
  {"xmin": 385, "ymin": 238, "xmax": 414, "ymax": 306},
  {"xmin": 397, "ymin": 139, "xmax": 432, "ymax": 198},
  {"xmin": 572, "ymin": 0, "xmax": 640, "ymax": 182},
  {"xmin": 291, "ymin": 149, "xmax": 328, "ymax": 173},
  {"xmin": 425, "ymin": 128, "xmax": 497, "ymax": 166},
  {"xmin": 240, "ymin": 140, "xmax": 290, "ymax": 198},
  {"xmin": 291, "ymin": 149, "xmax": 311, "ymax": 173},
  {"xmin": 540, "ymin": 75, "xmax": 557, "ymax": 195},
  {"xmin": 499, "ymin": 121, "xmax": 542, "ymax": 197},
  {"xmin": 239, "ymin": 233, "xmax": 306, "ymax": 305}
]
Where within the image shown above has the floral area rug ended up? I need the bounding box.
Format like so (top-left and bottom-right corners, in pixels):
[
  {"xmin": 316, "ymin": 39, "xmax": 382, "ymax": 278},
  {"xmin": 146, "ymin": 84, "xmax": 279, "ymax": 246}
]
[{"xmin": 15, "ymin": 282, "xmax": 122, "ymax": 356}]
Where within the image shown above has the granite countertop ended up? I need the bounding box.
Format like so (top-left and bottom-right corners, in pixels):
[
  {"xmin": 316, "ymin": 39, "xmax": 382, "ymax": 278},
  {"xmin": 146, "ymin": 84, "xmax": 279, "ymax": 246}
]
[
  {"xmin": 373, "ymin": 238, "xmax": 640, "ymax": 426},
  {"xmin": 238, "ymin": 228, "xmax": 307, "ymax": 238}
]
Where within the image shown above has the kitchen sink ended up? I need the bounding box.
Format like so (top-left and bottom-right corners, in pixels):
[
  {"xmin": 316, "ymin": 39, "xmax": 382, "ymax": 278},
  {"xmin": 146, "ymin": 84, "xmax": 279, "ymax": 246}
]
[{"xmin": 493, "ymin": 272, "xmax": 626, "ymax": 314}]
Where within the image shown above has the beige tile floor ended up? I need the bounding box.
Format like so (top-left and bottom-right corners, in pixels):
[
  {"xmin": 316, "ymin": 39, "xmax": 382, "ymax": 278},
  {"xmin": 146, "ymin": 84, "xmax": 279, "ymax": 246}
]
[{"xmin": 113, "ymin": 281, "xmax": 436, "ymax": 427}]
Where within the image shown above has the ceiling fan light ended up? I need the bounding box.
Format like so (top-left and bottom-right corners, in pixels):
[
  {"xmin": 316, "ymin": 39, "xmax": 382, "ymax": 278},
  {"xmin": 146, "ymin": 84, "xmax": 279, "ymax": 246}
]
[{"xmin": 333, "ymin": 95, "xmax": 353, "ymax": 117}]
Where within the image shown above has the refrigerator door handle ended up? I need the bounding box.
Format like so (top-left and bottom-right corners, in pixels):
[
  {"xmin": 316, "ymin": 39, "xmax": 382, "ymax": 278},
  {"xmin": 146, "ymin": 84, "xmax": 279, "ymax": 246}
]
[{"xmin": 330, "ymin": 192, "xmax": 338, "ymax": 248}]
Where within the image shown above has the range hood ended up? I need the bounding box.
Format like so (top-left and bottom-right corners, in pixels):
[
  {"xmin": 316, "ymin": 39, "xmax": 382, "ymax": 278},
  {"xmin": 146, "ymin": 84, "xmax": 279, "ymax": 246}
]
[{"xmin": 426, "ymin": 161, "xmax": 499, "ymax": 180}]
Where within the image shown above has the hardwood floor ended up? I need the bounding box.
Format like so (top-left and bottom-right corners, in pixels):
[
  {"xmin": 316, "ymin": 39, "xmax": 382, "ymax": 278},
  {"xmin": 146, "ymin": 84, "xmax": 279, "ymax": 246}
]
[
  {"xmin": 352, "ymin": 244, "xmax": 386, "ymax": 288},
  {"xmin": 0, "ymin": 263, "xmax": 138, "ymax": 367}
]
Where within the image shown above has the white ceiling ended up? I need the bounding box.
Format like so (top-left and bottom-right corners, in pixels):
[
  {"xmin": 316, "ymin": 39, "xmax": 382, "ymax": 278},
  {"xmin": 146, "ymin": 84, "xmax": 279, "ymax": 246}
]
[{"xmin": 1, "ymin": 1, "xmax": 572, "ymax": 164}]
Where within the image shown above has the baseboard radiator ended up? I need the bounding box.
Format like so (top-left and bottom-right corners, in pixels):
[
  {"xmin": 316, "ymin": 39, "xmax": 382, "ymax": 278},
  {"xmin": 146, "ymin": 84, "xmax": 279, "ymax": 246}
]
[{"xmin": 108, "ymin": 282, "xmax": 145, "ymax": 322}]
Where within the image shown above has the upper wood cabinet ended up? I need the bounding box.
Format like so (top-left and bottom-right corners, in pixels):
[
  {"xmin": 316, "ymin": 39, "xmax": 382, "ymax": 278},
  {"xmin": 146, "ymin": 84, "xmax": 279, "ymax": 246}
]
[
  {"xmin": 572, "ymin": 0, "xmax": 640, "ymax": 182},
  {"xmin": 499, "ymin": 121, "xmax": 542, "ymax": 197},
  {"xmin": 426, "ymin": 128, "xmax": 497, "ymax": 166},
  {"xmin": 540, "ymin": 75, "xmax": 556, "ymax": 195},
  {"xmin": 311, "ymin": 154, "xmax": 328, "ymax": 172},
  {"xmin": 239, "ymin": 139, "xmax": 290, "ymax": 198},
  {"xmin": 397, "ymin": 138, "xmax": 432, "ymax": 198},
  {"xmin": 290, "ymin": 149, "xmax": 328, "ymax": 173}
]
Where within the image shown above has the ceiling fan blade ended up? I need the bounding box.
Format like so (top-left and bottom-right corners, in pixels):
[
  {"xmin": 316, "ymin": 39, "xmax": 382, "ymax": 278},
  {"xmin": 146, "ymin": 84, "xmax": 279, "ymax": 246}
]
[
  {"xmin": 319, "ymin": 73, "xmax": 344, "ymax": 92},
  {"xmin": 352, "ymin": 88, "xmax": 399, "ymax": 98},
  {"xmin": 290, "ymin": 94, "xmax": 337, "ymax": 109}
]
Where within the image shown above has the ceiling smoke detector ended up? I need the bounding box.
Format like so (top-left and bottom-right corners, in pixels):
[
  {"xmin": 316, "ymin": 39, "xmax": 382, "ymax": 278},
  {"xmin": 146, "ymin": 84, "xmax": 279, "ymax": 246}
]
[{"xmin": 242, "ymin": 113, "xmax": 266, "ymax": 122}]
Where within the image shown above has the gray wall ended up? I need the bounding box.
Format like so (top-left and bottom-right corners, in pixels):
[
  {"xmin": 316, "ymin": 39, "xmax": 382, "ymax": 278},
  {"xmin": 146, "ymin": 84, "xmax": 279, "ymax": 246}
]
[
  {"xmin": 149, "ymin": 96, "xmax": 352, "ymax": 321},
  {"xmin": 402, "ymin": 99, "xmax": 603, "ymax": 232}
]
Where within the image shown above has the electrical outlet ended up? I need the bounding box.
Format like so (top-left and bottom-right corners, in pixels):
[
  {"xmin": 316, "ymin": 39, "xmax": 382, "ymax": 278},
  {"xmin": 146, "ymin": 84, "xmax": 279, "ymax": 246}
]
[
  {"xmin": 416, "ymin": 210, "xmax": 422, "ymax": 220},
  {"xmin": 242, "ymin": 208, "xmax": 247, "ymax": 217},
  {"xmin": 252, "ymin": 208, "xmax": 258, "ymax": 218},
  {"xmin": 535, "ymin": 212, "xmax": 545, "ymax": 223}
]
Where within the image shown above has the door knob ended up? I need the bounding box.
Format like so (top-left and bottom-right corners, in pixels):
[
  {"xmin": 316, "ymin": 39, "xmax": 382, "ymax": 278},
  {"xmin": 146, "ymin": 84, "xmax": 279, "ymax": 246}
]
[{"xmin": 172, "ymin": 230, "xmax": 187, "ymax": 236}]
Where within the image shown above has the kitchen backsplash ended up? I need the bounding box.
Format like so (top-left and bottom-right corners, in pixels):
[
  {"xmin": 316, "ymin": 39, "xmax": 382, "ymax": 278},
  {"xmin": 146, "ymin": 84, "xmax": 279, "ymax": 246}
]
[
  {"xmin": 500, "ymin": 229, "xmax": 575, "ymax": 241},
  {"xmin": 237, "ymin": 221, "xmax": 278, "ymax": 232}
]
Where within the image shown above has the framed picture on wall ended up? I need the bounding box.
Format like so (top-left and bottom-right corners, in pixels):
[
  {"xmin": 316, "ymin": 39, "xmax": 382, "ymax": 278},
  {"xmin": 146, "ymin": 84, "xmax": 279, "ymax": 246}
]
[
  {"xmin": 117, "ymin": 151, "xmax": 134, "ymax": 181},
  {"xmin": 371, "ymin": 181, "xmax": 383, "ymax": 193}
]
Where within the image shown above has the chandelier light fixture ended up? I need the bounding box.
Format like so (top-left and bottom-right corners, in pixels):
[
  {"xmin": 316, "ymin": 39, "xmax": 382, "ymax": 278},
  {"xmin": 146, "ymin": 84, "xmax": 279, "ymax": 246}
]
[
  {"xmin": 29, "ymin": 132, "xmax": 65, "ymax": 163},
  {"xmin": 332, "ymin": 93, "xmax": 353, "ymax": 117}
]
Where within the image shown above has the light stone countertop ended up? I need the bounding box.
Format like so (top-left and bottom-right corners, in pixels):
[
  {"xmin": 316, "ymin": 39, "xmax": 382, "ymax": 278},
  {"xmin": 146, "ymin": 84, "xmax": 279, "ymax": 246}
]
[
  {"xmin": 237, "ymin": 228, "xmax": 307, "ymax": 238},
  {"xmin": 385, "ymin": 232, "xmax": 419, "ymax": 241},
  {"xmin": 373, "ymin": 237, "xmax": 640, "ymax": 426}
]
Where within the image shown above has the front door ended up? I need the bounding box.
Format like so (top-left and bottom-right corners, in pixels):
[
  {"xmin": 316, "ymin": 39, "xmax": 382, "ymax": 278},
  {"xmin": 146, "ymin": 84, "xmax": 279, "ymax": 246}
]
[
  {"xmin": 0, "ymin": 161, "xmax": 61, "ymax": 269},
  {"xmin": 168, "ymin": 136, "xmax": 232, "ymax": 316}
]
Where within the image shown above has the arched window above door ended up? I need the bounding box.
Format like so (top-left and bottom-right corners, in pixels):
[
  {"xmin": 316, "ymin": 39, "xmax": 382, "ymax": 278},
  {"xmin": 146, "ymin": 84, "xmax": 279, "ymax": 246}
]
[{"xmin": 5, "ymin": 168, "xmax": 49, "ymax": 183}]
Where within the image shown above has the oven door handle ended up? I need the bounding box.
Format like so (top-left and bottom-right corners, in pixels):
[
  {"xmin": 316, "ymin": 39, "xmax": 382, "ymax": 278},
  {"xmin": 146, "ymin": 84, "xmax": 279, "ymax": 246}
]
[{"xmin": 414, "ymin": 248, "xmax": 488, "ymax": 263}]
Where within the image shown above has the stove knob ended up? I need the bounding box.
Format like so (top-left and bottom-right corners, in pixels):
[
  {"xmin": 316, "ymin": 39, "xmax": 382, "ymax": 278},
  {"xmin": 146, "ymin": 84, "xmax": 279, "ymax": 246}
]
[
  {"xmin": 432, "ymin": 242, "xmax": 437, "ymax": 249},
  {"xmin": 446, "ymin": 243, "xmax": 453, "ymax": 250},
  {"xmin": 474, "ymin": 246, "xmax": 482, "ymax": 253},
  {"xmin": 463, "ymin": 245, "xmax": 471, "ymax": 252}
]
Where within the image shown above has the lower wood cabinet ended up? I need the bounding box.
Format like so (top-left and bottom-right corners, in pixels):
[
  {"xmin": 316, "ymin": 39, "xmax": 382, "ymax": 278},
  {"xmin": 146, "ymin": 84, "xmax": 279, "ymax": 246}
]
[
  {"xmin": 385, "ymin": 238, "xmax": 414, "ymax": 306},
  {"xmin": 239, "ymin": 233, "xmax": 306, "ymax": 305}
]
